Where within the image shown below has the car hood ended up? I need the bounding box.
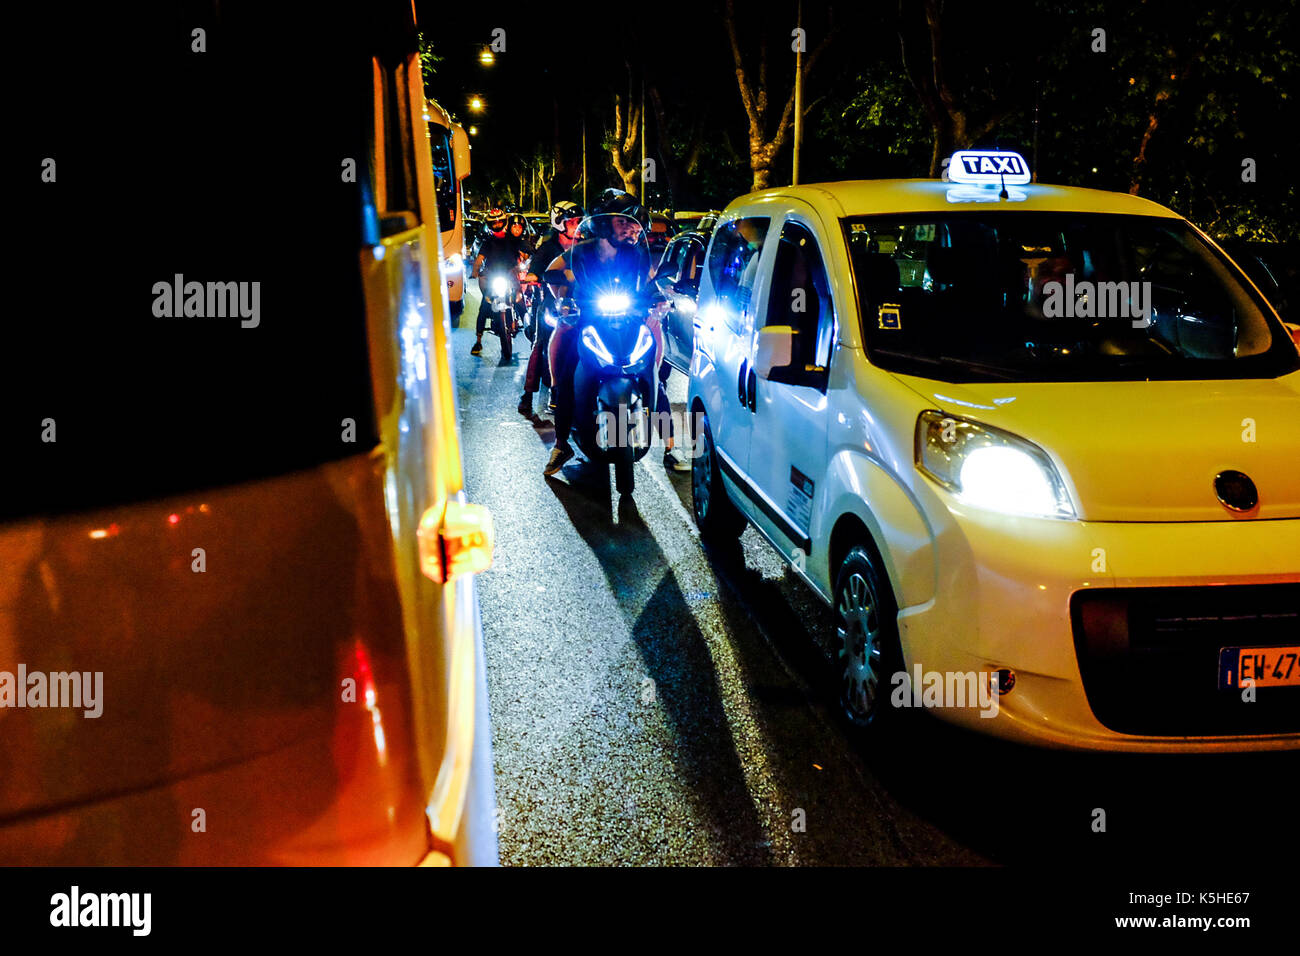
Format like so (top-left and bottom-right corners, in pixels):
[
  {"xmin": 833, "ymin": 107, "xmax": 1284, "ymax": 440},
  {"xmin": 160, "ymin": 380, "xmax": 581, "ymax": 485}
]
[{"xmin": 893, "ymin": 370, "xmax": 1300, "ymax": 522}]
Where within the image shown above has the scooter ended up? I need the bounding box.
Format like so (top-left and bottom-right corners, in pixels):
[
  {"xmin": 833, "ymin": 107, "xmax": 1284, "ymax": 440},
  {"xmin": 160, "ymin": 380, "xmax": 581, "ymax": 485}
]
[
  {"xmin": 485, "ymin": 271, "xmax": 518, "ymax": 361},
  {"xmin": 565, "ymin": 290, "xmax": 659, "ymax": 496}
]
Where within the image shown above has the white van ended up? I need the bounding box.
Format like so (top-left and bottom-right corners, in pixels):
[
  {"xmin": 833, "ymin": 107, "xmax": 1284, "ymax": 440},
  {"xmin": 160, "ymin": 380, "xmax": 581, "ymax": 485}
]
[{"xmin": 687, "ymin": 153, "xmax": 1300, "ymax": 752}]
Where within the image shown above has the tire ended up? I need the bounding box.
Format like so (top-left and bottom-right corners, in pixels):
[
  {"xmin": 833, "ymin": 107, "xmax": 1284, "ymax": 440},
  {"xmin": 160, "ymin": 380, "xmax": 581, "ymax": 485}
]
[
  {"xmin": 832, "ymin": 545, "xmax": 903, "ymax": 730},
  {"xmin": 691, "ymin": 413, "xmax": 746, "ymax": 541},
  {"xmin": 614, "ymin": 447, "xmax": 635, "ymax": 496},
  {"xmin": 492, "ymin": 313, "xmax": 512, "ymax": 361}
]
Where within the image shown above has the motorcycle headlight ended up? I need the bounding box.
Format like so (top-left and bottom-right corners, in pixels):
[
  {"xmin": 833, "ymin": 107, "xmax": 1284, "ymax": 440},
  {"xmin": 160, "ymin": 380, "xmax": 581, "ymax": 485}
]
[
  {"xmin": 491, "ymin": 277, "xmax": 508, "ymax": 297},
  {"xmin": 581, "ymin": 326, "xmax": 616, "ymax": 366},
  {"xmin": 596, "ymin": 293, "xmax": 631, "ymax": 315},
  {"xmin": 915, "ymin": 411, "xmax": 1075, "ymax": 519},
  {"xmin": 629, "ymin": 324, "xmax": 654, "ymax": 364}
]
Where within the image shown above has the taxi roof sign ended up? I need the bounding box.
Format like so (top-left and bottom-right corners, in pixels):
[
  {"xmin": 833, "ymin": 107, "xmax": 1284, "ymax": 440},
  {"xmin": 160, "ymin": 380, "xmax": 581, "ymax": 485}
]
[{"xmin": 945, "ymin": 150, "xmax": 1032, "ymax": 186}]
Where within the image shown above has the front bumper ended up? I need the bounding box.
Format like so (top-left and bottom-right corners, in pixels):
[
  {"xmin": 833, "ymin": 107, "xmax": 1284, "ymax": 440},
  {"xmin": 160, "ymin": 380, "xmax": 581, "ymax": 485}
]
[{"xmin": 897, "ymin": 495, "xmax": 1300, "ymax": 752}]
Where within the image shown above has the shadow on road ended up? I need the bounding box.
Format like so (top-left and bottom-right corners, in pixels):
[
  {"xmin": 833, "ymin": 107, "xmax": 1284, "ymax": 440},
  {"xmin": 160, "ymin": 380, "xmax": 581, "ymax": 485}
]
[{"xmin": 547, "ymin": 467, "xmax": 774, "ymax": 864}]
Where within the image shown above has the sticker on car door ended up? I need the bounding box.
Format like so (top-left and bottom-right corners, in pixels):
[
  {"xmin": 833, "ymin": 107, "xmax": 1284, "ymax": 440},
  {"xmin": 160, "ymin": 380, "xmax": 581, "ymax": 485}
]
[{"xmin": 787, "ymin": 466, "xmax": 814, "ymax": 532}]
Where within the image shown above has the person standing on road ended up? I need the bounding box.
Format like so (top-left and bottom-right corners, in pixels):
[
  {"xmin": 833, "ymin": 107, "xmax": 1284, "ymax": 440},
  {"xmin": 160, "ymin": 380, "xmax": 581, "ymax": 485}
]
[{"xmin": 518, "ymin": 201, "xmax": 583, "ymax": 421}]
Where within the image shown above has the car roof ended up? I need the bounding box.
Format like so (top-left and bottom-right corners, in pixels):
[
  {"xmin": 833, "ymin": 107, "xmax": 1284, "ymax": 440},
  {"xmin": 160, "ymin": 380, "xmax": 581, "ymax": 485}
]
[{"xmin": 724, "ymin": 179, "xmax": 1185, "ymax": 221}]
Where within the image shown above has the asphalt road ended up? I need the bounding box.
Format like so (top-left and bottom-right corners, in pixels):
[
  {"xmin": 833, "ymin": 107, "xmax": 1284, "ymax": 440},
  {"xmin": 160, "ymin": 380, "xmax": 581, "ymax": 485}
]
[{"xmin": 454, "ymin": 286, "xmax": 1299, "ymax": 868}]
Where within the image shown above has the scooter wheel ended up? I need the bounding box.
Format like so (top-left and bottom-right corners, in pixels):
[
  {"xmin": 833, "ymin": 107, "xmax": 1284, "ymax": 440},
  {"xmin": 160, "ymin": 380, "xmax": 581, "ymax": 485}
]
[{"xmin": 614, "ymin": 447, "xmax": 635, "ymax": 496}]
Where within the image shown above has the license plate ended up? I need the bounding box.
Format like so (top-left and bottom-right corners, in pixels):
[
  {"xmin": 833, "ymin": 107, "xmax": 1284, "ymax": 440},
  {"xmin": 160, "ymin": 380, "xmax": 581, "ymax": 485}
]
[{"xmin": 1218, "ymin": 645, "xmax": 1300, "ymax": 689}]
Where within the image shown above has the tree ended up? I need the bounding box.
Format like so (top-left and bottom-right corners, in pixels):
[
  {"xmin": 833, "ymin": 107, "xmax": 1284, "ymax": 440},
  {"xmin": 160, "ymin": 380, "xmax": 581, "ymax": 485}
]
[
  {"xmin": 608, "ymin": 65, "xmax": 644, "ymax": 196},
  {"xmin": 897, "ymin": 0, "xmax": 1017, "ymax": 176},
  {"xmin": 722, "ymin": 0, "xmax": 835, "ymax": 191}
]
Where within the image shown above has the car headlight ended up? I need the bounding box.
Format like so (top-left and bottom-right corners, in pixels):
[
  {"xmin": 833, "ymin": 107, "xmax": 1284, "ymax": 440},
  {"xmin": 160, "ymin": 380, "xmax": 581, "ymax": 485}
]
[
  {"xmin": 629, "ymin": 325, "xmax": 654, "ymax": 364},
  {"xmin": 915, "ymin": 411, "xmax": 1075, "ymax": 518},
  {"xmin": 491, "ymin": 276, "xmax": 508, "ymax": 297},
  {"xmin": 581, "ymin": 326, "xmax": 616, "ymax": 365},
  {"xmin": 596, "ymin": 293, "xmax": 631, "ymax": 315}
]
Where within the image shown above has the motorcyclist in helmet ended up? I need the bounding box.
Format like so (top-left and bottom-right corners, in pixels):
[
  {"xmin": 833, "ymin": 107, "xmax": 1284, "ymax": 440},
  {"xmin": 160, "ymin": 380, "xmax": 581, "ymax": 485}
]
[
  {"xmin": 517, "ymin": 200, "xmax": 583, "ymax": 421},
  {"xmin": 540, "ymin": 190, "xmax": 673, "ymax": 476},
  {"xmin": 468, "ymin": 206, "xmax": 530, "ymax": 357},
  {"xmin": 506, "ymin": 213, "xmax": 536, "ymax": 334}
]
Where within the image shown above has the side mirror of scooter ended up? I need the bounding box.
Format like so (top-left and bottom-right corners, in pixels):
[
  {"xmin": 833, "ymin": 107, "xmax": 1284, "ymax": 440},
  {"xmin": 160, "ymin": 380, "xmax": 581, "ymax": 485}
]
[{"xmin": 754, "ymin": 325, "xmax": 795, "ymax": 379}]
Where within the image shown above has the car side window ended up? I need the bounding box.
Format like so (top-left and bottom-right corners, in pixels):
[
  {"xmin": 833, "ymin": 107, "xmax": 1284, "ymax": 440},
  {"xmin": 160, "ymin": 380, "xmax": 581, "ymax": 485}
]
[
  {"xmin": 655, "ymin": 239, "xmax": 680, "ymax": 282},
  {"xmin": 708, "ymin": 217, "xmax": 770, "ymax": 316},
  {"xmin": 681, "ymin": 240, "xmax": 705, "ymax": 291},
  {"xmin": 762, "ymin": 220, "xmax": 835, "ymax": 389}
]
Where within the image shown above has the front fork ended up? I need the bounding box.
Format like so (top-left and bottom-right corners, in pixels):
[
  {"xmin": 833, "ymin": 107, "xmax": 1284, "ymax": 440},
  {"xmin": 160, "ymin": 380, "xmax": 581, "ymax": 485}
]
[{"xmin": 595, "ymin": 379, "xmax": 652, "ymax": 454}]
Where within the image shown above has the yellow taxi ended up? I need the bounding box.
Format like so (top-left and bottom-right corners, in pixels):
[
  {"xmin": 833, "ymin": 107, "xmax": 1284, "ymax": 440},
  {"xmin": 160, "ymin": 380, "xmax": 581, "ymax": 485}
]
[
  {"xmin": 1, "ymin": 3, "xmax": 496, "ymax": 862},
  {"xmin": 688, "ymin": 150, "xmax": 1300, "ymax": 750}
]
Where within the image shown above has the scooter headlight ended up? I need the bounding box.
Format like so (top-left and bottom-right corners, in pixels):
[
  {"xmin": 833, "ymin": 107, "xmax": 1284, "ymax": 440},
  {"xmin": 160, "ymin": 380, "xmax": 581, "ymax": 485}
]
[
  {"xmin": 596, "ymin": 293, "xmax": 631, "ymax": 315},
  {"xmin": 491, "ymin": 276, "xmax": 508, "ymax": 297},
  {"xmin": 581, "ymin": 326, "xmax": 616, "ymax": 366},
  {"xmin": 629, "ymin": 324, "xmax": 654, "ymax": 364},
  {"xmin": 915, "ymin": 411, "xmax": 1075, "ymax": 519}
]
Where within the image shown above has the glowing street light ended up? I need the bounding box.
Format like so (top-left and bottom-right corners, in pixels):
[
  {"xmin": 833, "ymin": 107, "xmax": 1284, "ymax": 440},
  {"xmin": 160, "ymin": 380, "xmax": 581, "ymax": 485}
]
[
  {"xmin": 469, "ymin": 96, "xmax": 484, "ymax": 113},
  {"xmin": 468, "ymin": 126, "xmax": 478, "ymax": 136},
  {"xmin": 478, "ymin": 48, "xmax": 495, "ymax": 66}
]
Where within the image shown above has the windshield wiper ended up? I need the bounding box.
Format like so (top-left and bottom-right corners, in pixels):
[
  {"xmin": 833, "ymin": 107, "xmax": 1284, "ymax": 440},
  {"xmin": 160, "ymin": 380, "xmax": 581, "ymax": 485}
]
[{"xmin": 871, "ymin": 349, "xmax": 1022, "ymax": 380}]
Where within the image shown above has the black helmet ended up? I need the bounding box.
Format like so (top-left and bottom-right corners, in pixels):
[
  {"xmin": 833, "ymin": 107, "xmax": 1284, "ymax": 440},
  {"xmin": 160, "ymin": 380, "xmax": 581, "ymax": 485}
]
[
  {"xmin": 507, "ymin": 213, "xmax": 527, "ymax": 231},
  {"xmin": 549, "ymin": 200, "xmax": 584, "ymax": 232},
  {"xmin": 592, "ymin": 190, "xmax": 650, "ymax": 230}
]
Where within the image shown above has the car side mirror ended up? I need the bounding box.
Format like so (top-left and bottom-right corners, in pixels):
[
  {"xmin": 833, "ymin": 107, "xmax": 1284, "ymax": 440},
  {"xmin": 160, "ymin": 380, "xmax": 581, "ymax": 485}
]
[{"xmin": 755, "ymin": 325, "xmax": 795, "ymax": 379}]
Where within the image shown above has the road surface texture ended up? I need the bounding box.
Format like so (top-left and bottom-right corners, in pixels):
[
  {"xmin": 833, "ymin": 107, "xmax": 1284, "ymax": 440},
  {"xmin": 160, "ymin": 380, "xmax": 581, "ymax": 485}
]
[{"xmin": 453, "ymin": 287, "xmax": 1298, "ymax": 867}]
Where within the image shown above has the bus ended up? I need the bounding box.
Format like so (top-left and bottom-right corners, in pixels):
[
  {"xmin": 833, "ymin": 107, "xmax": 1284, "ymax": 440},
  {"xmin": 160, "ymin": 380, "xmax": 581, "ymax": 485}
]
[
  {"xmin": 426, "ymin": 98, "xmax": 472, "ymax": 318},
  {"xmin": 4, "ymin": 0, "xmax": 497, "ymax": 865}
]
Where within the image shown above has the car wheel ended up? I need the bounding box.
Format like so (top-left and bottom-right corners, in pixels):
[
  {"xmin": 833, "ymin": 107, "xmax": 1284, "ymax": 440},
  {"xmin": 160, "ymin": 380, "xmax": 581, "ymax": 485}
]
[
  {"xmin": 691, "ymin": 413, "xmax": 745, "ymax": 541},
  {"xmin": 833, "ymin": 545, "xmax": 902, "ymax": 729}
]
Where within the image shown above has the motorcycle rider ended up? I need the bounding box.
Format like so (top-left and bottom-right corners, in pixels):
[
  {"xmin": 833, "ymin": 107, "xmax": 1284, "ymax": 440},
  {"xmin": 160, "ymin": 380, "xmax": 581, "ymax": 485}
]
[
  {"xmin": 541, "ymin": 190, "xmax": 679, "ymax": 477},
  {"xmin": 468, "ymin": 206, "xmax": 530, "ymax": 357},
  {"xmin": 506, "ymin": 213, "xmax": 536, "ymax": 335},
  {"xmin": 517, "ymin": 200, "xmax": 583, "ymax": 421}
]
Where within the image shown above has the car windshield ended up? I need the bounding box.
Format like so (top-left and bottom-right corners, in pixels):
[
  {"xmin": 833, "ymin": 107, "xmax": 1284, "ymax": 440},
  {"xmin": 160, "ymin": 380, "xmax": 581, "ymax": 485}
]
[{"xmin": 844, "ymin": 212, "xmax": 1299, "ymax": 382}]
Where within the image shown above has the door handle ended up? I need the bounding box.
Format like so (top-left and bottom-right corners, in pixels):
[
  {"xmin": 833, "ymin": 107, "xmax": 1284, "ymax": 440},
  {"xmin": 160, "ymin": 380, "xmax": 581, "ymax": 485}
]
[
  {"xmin": 747, "ymin": 368, "xmax": 757, "ymax": 413},
  {"xmin": 738, "ymin": 361, "xmax": 748, "ymax": 407}
]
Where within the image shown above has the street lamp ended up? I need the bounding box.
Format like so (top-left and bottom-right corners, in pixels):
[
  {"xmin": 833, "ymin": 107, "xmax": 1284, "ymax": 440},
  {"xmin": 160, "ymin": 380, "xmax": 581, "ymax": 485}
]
[
  {"xmin": 468, "ymin": 126, "xmax": 478, "ymax": 136},
  {"xmin": 478, "ymin": 48, "xmax": 495, "ymax": 66},
  {"xmin": 469, "ymin": 96, "xmax": 484, "ymax": 113}
]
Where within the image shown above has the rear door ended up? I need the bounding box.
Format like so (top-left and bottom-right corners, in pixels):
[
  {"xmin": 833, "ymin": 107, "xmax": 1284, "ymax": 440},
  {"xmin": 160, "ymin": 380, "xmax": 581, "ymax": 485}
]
[{"xmin": 745, "ymin": 208, "xmax": 837, "ymax": 558}]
